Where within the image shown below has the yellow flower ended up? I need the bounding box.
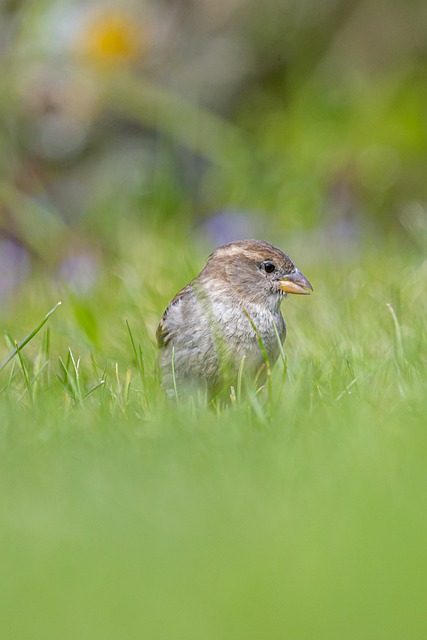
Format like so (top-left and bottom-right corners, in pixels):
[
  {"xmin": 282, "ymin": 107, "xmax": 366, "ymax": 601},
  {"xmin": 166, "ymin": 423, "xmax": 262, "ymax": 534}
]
[{"xmin": 78, "ymin": 10, "xmax": 145, "ymax": 66}]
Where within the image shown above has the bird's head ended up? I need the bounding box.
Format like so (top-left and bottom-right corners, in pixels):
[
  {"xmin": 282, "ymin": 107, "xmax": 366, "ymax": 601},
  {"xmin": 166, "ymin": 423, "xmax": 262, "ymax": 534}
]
[{"xmin": 200, "ymin": 240, "xmax": 313, "ymax": 307}]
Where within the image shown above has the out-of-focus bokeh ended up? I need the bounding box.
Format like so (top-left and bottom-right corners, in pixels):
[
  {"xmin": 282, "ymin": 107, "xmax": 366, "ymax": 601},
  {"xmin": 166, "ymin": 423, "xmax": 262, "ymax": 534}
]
[{"xmin": 1, "ymin": 0, "xmax": 427, "ymax": 305}]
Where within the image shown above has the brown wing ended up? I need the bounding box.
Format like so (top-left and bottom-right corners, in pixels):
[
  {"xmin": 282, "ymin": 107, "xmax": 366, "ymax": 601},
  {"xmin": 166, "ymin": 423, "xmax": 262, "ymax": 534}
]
[
  {"xmin": 156, "ymin": 316, "xmax": 169, "ymax": 348},
  {"xmin": 156, "ymin": 285, "xmax": 190, "ymax": 348}
]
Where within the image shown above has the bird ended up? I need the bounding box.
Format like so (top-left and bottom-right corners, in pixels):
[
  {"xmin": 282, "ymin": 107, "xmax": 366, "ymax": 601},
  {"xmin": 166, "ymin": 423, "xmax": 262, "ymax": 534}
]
[{"xmin": 156, "ymin": 240, "xmax": 312, "ymax": 399}]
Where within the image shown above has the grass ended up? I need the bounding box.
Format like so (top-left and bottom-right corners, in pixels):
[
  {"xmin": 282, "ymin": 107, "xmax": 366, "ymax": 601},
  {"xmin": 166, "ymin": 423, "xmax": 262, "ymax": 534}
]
[{"xmin": 0, "ymin": 231, "xmax": 426, "ymax": 639}]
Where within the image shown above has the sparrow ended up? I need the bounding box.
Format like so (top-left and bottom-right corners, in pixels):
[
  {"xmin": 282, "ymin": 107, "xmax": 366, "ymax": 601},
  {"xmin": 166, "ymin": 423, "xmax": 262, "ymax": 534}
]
[{"xmin": 156, "ymin": 240, "xmax": 312, "ymax": 399}]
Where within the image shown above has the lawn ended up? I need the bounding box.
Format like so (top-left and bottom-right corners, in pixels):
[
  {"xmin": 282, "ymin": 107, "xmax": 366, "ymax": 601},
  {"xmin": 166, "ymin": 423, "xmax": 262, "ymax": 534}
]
[{"xmin": 0, "ymin": 230, "xmax": 426, "ymax": 640}]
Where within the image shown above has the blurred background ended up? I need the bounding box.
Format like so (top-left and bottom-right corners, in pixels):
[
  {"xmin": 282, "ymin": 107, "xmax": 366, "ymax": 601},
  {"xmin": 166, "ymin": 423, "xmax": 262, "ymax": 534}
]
[{"xmin": 0, "ymin": 0, "xmax": 426, "ymax": 308}]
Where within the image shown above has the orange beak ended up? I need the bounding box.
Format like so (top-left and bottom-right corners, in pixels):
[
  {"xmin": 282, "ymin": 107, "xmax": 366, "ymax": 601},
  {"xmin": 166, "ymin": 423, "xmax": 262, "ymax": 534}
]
[{"xmin": 279, "ymin": 269, "xmax": 313, "ymax": 295}]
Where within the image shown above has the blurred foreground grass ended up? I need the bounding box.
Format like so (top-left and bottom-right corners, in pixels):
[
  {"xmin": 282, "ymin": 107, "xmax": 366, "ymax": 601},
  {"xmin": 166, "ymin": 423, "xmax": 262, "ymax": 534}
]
[{"xmin": 0, "ymin": 230, "xmax": 426, "ymax": 639}]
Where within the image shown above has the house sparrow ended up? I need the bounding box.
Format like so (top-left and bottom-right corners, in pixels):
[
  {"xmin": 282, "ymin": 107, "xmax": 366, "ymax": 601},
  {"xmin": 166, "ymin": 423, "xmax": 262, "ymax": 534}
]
[{"xmin": 157, "ymin": 240, "xmax": 312, "ymax": 399}]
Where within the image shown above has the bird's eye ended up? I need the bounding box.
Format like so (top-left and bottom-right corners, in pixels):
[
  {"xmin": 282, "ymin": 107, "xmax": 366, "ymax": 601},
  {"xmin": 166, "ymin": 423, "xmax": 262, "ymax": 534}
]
[{"xmin": 262, "ymin": 261, "xmax": 276, "ymax": 274}]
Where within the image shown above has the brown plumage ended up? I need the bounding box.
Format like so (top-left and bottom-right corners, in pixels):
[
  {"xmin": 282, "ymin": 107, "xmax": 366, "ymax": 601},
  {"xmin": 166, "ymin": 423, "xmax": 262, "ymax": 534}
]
[{"xmin": 157, "ymin": 240, "xmax": 312, "ymax": 399}]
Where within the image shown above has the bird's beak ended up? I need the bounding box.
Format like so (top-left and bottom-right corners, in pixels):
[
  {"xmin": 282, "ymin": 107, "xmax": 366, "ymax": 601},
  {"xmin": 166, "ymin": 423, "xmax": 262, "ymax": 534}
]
[{"xmin": 279, "ymin": 269, "xmax": 313, "ymax": 295}]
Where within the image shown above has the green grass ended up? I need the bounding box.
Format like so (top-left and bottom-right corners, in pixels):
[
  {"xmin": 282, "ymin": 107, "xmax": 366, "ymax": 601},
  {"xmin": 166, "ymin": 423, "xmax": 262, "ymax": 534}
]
[{"xmin": 0, "ymin": 233, "xmax": 426, "ymax": 639}]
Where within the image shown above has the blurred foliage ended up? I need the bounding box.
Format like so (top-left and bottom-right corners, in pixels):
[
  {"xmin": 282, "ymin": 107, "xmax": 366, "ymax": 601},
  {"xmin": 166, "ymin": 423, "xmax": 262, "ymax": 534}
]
[{"xmin": 0, "ymin": 0, "xmax": 426, "ymax": 302}]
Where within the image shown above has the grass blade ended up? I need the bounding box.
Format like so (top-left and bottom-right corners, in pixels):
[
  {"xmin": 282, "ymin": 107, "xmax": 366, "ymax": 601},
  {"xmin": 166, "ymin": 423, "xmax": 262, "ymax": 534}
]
[{"xmin": 0, "ymin": 302, "xmax": 62, "ymax": 373}]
